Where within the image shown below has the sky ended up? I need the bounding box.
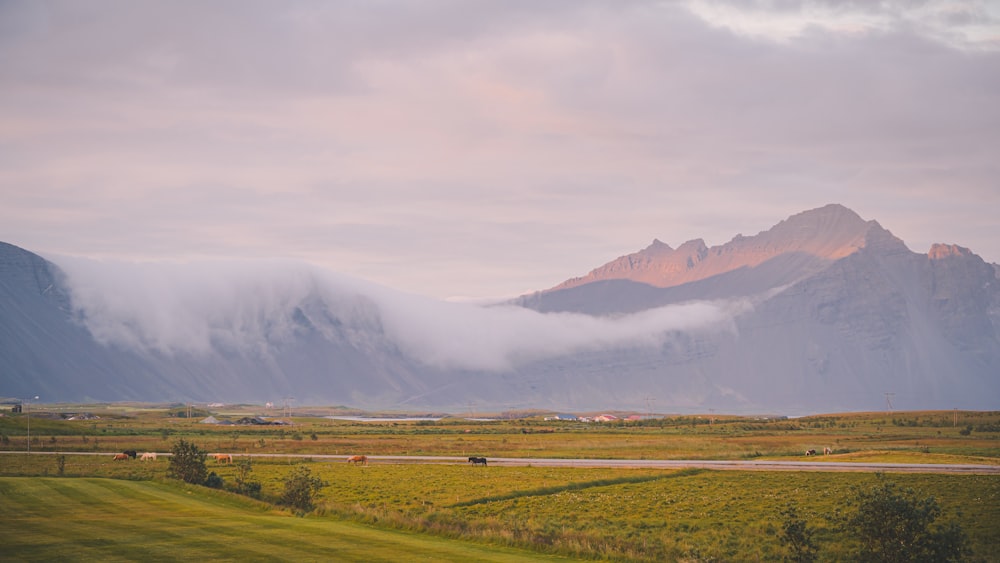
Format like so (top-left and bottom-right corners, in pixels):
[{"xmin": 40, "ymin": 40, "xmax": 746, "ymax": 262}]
[{"xmin": 2, "ymin": 0, "xmax": 998, "ymax": 301}]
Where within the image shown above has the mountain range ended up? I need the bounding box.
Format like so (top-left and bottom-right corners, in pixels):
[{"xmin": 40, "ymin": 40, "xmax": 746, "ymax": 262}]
[{"xmin": 2, "ymin": 204, "xmax": 998, "ymax": 414}]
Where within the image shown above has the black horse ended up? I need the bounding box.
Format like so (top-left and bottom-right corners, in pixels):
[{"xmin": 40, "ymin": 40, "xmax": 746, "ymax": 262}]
[
  {"xmin": 468, "ymin": 456, "xmax": 487, "ymax": 466},
  {"xmin": 123, "ymin": 450, "xmax": 137, "ymax": 459}
]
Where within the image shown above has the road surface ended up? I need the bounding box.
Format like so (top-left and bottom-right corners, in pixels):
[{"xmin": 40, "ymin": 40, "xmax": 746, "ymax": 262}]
[{"xmin": 5, "ymin": 451, "xmax": 999, "ymax": 474}]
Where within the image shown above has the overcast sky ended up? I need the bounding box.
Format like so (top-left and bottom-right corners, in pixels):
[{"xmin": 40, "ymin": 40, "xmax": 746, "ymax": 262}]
[{"xmin": 2, "ymin": 0, "xmax": 998, "ymax": 300}]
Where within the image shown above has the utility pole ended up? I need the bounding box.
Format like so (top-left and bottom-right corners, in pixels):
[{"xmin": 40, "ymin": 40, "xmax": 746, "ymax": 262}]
[{"xmin": 25, "ymin": 395, "xmax": 38, "ymax": 454}]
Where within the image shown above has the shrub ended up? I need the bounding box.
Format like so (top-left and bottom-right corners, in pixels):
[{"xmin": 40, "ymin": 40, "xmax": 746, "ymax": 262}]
[
  {"xmin": 205, "ymin": 471, "xmax": 224, "ymax": 489},
  {"xmin": 233, "ymin": 457, "xmax": 262, "ymax": 498},
  {"xmin": 167, "ymin": 439, "xmax": 208, "ymax": 485},
  {"xmin": 279, "ymin": 465, "xmax": 328, "ymax": 513},
  {"xmin": 779, "ymin": 505, "xmax": 817, "ymax": 563},
  {"xmin": 842, "ymin": 475, "xmax": 969, "ymax": 562}
]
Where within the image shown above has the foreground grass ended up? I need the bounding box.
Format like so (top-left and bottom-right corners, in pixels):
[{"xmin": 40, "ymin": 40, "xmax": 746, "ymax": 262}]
[
  {"xmin": 0, "ymin": 477, "xmax": 572, "ymax": 562},
  {"xmin": 1, "ymin": 459, "xmax": 997, "ymax": 561}
]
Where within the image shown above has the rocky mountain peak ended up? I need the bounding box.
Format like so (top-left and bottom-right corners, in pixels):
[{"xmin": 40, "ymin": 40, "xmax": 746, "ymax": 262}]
[
  {"xmin": 547, "ymin": 204, "xmax": 887, "ymax": 293},
  {"xmin": 928, "ymin": 243, "xmax": 974, "ymax": 260}
]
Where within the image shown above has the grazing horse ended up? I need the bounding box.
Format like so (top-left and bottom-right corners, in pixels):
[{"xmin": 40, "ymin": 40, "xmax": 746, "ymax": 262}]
[
  {"xmin": 805, "ymin": 449, "xmax": 817, "ymax": 456},
  {"xmin": 468, "ymin": 456, "xmax": 487, "ymax": 466},
  {"xmin": 140, "ymin": 452, "xmax": 157, "ymax": 461},
  {"xmin": 213, "ymin": 453, "xmax": 233, "ymax": 464},
  {"xmin": 123, "ymin": 450, "xmax": 137, "ymax": 459},
  {"xmin": 113, "ymin": 453, "xmax": 129, "ymax": 461},
  {"xmin": 823, "ymin": 447, "xmax": 833, "ymax": 455},
  {"xmin": 346, "ymin": 455, "xmax": 368, "ymax": 465}
]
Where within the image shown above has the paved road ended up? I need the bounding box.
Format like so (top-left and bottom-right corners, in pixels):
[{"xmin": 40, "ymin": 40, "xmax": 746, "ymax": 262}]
[{"xmin": 6, "ymin": 451, "xmax": 999, "ymax": 474}]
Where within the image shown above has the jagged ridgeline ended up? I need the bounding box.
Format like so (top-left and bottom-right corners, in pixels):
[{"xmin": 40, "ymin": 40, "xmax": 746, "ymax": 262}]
[{"xmin": 3, "ymin": 204, "xmax": 998, "ymax": 413}]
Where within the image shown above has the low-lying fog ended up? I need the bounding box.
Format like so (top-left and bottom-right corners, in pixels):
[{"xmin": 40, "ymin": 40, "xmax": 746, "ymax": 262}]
[{"xmin": 53, "ymin": 257, "xmax": 751, "ymax": 372}]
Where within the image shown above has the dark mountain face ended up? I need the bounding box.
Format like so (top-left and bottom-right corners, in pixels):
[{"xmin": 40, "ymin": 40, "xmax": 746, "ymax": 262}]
[
  {"xmin": 2, "ymin": 204, "xmax": 998, "ymax": 414},
  {"xmin": 0, "ymin": 242, "xmax": 443, "ymax": 406}
]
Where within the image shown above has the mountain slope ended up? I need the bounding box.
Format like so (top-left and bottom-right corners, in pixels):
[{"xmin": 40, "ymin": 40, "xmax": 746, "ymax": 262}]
[
  {"xmin": 512, "ymin": 205, "xmax": 999, "ymax": 412},
  {"xmin": 549, "ymin": 204, "xmax": 879, "ymax": 293},
  {"xmin": 0, "ymin": 243, "xmax": 447, "ymax": 405},
  {"xmin": 1, "ymin": 203, "xmax": 998, "ymax": 413}
]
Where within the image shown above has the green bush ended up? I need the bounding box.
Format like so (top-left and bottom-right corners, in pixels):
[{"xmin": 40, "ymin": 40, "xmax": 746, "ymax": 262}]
[
  {"xmin": 779, "ymin": 505, "xmax": 817, "ymax": 563},
  {"xmin": 167, "ymin": 438, "xmax": 208, "ymax": 485},
  {"xmin": 843, "ymin": 475, "xmax": 970, "ymax": 562},
  {"xmin": 278, "ymin": 465, "xmax": 328, "ymax": 513},
  {"xmin": 233, "ymin": 457, "xmax": 262, "ymax": 498}
]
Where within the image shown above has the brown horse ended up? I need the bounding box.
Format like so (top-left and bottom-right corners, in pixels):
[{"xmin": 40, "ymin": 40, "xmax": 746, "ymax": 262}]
[
  {"xmin": 346, "ymin": 455, "xmax": 368, "ymax": 465},
  {"xmin": 113, "ymin": 453, "xmax": 129, "ymax": 461},
  {"xmin": 213, "ymin": 453, "xmax": 233, "ymax": 464}
]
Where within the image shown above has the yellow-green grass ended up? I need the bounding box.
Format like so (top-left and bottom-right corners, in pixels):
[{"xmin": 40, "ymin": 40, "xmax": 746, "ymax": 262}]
[
  {"xmin": 3, "ymin": 409, "xmax": 998, "ymax": 464},
  {"xmin": 1, "ymin": 459, "xmax": 997, "ymax": 562},
  {"xmin": 301, "ymin": 464, "xmax": 1000, "ymax": 562},
  {"xmin": 0, "ymin": 477, "xmax": 573, "ymax": 562}
]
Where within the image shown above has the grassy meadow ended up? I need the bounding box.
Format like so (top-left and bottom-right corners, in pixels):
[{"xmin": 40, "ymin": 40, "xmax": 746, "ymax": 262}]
[
  {"xmin": 1, "ymin": 406, "xmax": 998, "ymax": 561},
  {"xmin": 0, "ymin": 477, "xmax": 574, "ymax": 562}
]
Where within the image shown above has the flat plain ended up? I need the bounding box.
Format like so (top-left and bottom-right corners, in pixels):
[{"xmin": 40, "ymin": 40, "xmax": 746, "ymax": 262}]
[{"xmin": 1, "ymin": 406, "xmax": 997, "ymax": 561}]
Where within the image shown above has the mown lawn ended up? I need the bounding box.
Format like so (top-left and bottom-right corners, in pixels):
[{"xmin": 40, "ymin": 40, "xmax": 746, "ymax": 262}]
[{"xmin": 0, "ymin": 477, "xmax": 574, "ymax": 562}]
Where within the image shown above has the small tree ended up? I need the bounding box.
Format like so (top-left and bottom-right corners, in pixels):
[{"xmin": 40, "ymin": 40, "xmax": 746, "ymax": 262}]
[
  {"xmin": 234, "ymin": 457, "xmax": 262, "ymax": 498},
  {"xmin": 779, "ymin": 505, "xmax": 818, "ymax": 563},
  {"xmin": 167, "ymin": 439, "xmax": 208, "ymax": 485},
  {"xmin": 843, "ymin": 475, "xmax": 969, "ymax": 563},
  {"xmin": 279, "ymin": 465, "xmax": 328, "ymax": 513}
]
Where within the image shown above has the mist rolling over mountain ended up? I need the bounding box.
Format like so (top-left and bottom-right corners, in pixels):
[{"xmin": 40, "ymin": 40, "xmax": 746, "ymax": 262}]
[{"xmin": 2, "ymin": 205, "xmax": 998, "ymax": 414}]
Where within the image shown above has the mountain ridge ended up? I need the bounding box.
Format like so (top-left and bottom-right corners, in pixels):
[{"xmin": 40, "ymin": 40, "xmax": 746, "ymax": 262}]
[
  {"xmin": 2, "ymin": 204, "xmax": 997, "ymax": 413},
  {"xmin": 546, "ymin": 204, "xmax": 903, "ymax": 294}
]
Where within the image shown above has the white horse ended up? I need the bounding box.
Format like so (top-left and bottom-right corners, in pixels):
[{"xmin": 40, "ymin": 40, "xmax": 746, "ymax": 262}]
[{"xmin": 140, "ymin": 452, "xmax": 157, "ymax": 461}]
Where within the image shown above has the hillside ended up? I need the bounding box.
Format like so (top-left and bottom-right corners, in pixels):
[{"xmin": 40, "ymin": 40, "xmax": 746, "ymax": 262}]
[{"xmin": 1, "ymin": 204, "xmax": 998, "ymax": 413}]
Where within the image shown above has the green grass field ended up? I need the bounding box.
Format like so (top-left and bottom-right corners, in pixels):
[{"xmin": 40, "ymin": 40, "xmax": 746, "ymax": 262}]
[
  {"xmin": 2, "ymin": 458, "xmax": 996, "ymax": 562},
  {"xmin": 0, "ymin": 477, "xmax": 574, "ymax": 562},
  {"xmin": 1, "ymin": 408, "xmax": 998, "ymax": 561}
]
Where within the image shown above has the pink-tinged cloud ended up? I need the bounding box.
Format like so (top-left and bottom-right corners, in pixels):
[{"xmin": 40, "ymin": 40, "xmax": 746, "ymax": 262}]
[{"xmin": 1, "ymin": 1, "xmax": 998, "ymax": 299}]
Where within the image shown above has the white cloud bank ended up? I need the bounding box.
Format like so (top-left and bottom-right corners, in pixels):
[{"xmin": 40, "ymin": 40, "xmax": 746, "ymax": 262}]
[{"xmin": 54, "ymin": 257, "xmax": 749, "ymax": 372}]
